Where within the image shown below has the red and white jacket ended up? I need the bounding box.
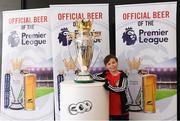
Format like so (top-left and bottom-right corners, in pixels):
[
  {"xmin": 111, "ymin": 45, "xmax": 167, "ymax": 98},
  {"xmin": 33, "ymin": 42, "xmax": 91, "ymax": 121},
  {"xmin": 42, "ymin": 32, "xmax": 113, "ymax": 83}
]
[{"xmin": 92, "ymin": 70, "xmax": 129, "ymax": 115}]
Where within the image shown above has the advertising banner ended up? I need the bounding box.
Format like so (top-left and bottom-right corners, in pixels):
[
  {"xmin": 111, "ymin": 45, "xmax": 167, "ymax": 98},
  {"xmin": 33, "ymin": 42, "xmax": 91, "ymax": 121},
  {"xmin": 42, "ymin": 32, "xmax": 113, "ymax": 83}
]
[
  {"xmin": 115, "ymin": 2, "xmax": 177, "ymax": 120},
  {"xmin": 50, "ymin": 4, "xmax": 109, "ymax": 120},
  {"xmin": 0, "ymin": 8, "xmax": 54, "ymax": 121}
]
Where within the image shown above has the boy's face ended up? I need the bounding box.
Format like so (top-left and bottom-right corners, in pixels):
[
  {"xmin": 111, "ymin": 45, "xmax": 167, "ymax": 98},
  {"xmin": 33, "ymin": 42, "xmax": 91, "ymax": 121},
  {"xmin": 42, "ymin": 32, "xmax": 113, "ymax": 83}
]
[{"xmin": 105, "ymin": 58, "xmax": 118, "ymax": 73}]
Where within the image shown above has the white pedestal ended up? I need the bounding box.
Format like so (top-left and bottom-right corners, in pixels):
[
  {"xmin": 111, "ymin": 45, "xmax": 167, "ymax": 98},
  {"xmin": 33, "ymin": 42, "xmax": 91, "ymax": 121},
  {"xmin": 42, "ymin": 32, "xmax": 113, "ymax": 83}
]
[{"xmin": 60, "ymin": 81, "xmax": 109, "ymax": 121}]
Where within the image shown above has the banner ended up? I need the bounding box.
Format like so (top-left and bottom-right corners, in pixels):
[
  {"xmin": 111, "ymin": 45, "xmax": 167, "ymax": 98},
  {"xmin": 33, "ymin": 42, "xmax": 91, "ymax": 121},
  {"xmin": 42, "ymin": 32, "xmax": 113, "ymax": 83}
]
[
  {"xmin": 0, "ymin": 8, "xmax": 54, "ymax": 121},
  {"xmin": 50, "ymin": 4, "xmax": 109, "ymax": 120},
  {"xmin": 115, "ymin": 2, "xmax": 177, "ymax": 120}
]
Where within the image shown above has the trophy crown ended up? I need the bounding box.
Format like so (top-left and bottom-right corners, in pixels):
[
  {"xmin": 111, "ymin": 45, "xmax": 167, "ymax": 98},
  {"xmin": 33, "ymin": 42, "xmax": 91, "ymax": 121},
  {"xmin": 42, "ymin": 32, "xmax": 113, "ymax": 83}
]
[
  {"xmin": 127, "ymin": 58, "xmax": 142, "ymax": 70},
  {"xmin": 11, "ymin": 58, "xmax": 23, "ymax": 70},
  {"xmin": 76, "ymin": 19, "xmax": 92, "ymax": 32}
]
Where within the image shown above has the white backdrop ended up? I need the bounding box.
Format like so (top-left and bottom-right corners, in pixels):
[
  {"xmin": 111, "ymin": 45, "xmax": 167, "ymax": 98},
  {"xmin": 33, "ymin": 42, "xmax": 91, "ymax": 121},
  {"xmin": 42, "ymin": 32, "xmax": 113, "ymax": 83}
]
[
  {"xmin": 50, "ymin": 4, "xmax": 110, "ymax": 121},
  {"xmin": 1, "ymin": 8, "xmax": 54, "ymax": 121},
  {"xmin": 115, "ymin": 2, "xmax": 177, "ymax": 120}
]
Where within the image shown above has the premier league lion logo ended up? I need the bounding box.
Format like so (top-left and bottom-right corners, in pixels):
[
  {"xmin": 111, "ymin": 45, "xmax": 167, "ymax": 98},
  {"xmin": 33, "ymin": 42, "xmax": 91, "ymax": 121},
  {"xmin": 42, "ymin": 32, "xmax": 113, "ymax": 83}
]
[
  {"xmin": 8, "ymin": 31, "xmax": 20, "ymax": 47},
  {"xmin": 122, "ymin": 27, "xmax": 137, "ymax": 45},
  {"xmin": 58, "ymin": 27, "xmax": 72, "ymax": 46}
]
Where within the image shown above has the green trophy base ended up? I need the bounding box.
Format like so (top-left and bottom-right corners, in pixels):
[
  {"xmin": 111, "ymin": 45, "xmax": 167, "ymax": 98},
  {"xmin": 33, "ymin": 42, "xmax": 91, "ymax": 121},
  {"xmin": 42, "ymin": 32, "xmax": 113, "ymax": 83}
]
[{"xmin": 74, "ymin": 72, "xmax": 94, "ymax": 83}]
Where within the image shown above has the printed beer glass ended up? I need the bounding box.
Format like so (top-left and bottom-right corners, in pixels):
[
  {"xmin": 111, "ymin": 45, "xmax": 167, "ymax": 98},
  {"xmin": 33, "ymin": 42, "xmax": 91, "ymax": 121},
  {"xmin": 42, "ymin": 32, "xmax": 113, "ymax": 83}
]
[
  {"xmin": 24, "ymin": 73, "xmax": 36, "ymax": 110},
  {"xmin": 142, "ymin": 74, "xmax": 157, "ymax": 113}
]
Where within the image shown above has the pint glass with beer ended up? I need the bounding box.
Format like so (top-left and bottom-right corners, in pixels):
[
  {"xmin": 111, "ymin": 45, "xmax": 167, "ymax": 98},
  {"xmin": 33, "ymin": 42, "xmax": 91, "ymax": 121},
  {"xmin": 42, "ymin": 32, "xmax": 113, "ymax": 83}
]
[
  {"xmin": 24, "ymin": 74, "xmax": 36, "ymax": 110},
  {"xmin": 142, "ymin": 74, "xmax": 157, "ymax": 113}
]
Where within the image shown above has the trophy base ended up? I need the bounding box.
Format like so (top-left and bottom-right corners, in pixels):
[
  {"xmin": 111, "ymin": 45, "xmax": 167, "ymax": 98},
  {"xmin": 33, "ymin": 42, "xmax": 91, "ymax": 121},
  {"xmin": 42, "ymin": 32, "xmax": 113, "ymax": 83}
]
[
  {"xmin": 9, "ymin": 102, "xmax": 24, "ymax": 110},
  {"xmin": 75, "ymin": 80, "xmax": 95, "ymax": 83},
  {"xmin": 129, "ymin": 104, "xmax": 143, "ymax": 112},
  {"xmin": 74, "ymin": 72, "xmax": 94, "ymax": 83}
]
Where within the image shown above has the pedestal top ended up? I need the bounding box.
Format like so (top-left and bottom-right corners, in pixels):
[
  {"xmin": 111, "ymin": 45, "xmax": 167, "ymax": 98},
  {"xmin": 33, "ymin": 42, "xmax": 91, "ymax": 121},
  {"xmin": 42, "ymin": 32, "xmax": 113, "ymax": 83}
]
[{"xmin": 61, "ymin": 81, "xmax": 105, "ymax": 87}]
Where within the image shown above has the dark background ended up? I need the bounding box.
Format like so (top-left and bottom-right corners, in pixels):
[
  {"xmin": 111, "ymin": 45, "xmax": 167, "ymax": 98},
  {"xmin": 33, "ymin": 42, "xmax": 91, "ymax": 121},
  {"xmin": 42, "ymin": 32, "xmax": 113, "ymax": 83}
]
[{"xmin": 21, "ymin": 0, "xmax": 179, "ymax": 119}]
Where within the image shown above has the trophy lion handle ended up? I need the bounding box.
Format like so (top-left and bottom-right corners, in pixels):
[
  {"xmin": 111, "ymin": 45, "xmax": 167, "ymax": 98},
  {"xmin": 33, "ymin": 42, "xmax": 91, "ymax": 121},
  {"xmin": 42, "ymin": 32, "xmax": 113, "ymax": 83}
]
[
  {"xmin": 88, "ymin": 47, "xmax": 101, "ymax": 71},
  {"xmin": 67, "ymin": 42, "xmax": 79, "ymax": 71}
]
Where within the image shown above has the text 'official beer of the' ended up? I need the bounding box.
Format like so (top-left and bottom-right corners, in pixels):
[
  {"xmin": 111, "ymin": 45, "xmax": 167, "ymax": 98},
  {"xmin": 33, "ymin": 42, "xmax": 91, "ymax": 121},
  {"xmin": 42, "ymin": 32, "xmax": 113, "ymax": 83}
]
[
  {"xmin": 143, "ymin": 74, "xmax": 157, "ymax": 113},
  {"xmin": 24, "ymin": 74, "xmax": 36, "ymax": 110}
]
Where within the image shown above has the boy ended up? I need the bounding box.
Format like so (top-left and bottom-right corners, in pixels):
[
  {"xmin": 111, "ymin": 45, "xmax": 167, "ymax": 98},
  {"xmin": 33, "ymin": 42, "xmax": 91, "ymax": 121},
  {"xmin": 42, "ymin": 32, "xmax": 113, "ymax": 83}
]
[{"xmin": 93, "ymin": 54, "xmax": 129, "ymax": 120}]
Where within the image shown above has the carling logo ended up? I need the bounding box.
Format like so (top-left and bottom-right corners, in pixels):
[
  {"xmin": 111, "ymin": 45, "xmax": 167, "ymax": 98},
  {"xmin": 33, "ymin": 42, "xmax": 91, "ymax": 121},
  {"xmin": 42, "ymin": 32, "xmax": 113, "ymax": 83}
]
[
  {"xmin": 8, "ymin": 31, "xmax": 20, "ymax": 47},
  {"xmin": 68, "ymin": 100, "xmax": 92, "ymax": 115},
  {"xmin": 122, "ymin": 27, "xmax": 137, "ymax": 46}
]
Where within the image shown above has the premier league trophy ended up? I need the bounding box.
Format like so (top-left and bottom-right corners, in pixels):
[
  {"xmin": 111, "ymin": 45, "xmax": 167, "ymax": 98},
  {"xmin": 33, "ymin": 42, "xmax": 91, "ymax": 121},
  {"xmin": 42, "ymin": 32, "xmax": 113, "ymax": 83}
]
[
  {"xmin": 126, "ymin": 58, "xmax": 143, "ymax": 111},
  {"xmin": 9, "ymin": 59, "xmax": 24, "ymax": 110},
  {"xmin": 68, "ymin": 19, "xmax": 97, "ymax": 83}
]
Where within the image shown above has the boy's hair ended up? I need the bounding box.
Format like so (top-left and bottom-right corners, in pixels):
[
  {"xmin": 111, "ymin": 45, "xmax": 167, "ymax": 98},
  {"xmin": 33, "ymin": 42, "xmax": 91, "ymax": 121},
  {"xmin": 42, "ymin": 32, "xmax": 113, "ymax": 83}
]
[{"xmin": 104, "ymin": 54, "xmax": 118, "ymax": 65}]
